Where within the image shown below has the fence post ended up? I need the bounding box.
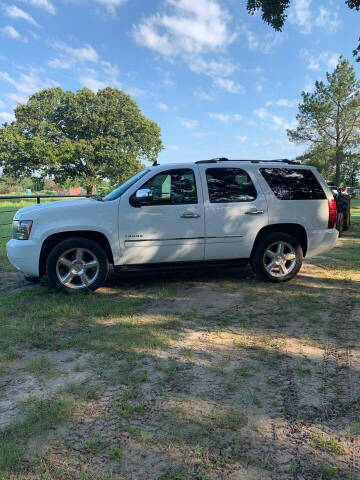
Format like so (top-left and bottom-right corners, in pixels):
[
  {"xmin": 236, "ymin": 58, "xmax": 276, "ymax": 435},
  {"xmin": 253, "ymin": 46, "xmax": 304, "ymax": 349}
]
[{"xmin": 37, "ymin": 197, "xmax": 40, "ymax": 204}]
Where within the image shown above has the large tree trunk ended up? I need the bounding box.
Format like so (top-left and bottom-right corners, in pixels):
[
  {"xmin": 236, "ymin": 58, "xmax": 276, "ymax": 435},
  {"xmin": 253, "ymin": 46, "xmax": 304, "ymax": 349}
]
[
  {"xmin": 335, "ymin": 150, "xmax": 341, "ymax": 185},
  {"xmin": 86, "ymin": 185, "xmax": 94, "ymax": 196}
]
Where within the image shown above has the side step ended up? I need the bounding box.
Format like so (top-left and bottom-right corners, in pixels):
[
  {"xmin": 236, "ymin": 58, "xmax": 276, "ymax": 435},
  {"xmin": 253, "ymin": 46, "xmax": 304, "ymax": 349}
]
[{"xmin": 114, "ymin": 259, "xmax": 248, "ymax": 274}]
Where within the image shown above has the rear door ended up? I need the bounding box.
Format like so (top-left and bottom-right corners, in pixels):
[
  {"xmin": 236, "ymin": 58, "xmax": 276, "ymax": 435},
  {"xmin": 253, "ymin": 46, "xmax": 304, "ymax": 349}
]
[
  {"xmin": 199, "ymin": 165, "xmax": 268, "ymax": 260},
  {"xmin": 119, "ymin": 167, "xmax": 205, "ymax": 264}
]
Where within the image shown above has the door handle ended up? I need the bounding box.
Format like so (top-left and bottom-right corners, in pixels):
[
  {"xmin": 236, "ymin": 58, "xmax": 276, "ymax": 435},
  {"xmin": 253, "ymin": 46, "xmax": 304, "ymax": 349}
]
[
  {"xmin": 181, "ymin": 212, "xmax": 201, "ymax": 219},
  {"xmin": 245, "ymin": 209, "xmax": 264, "ymax": 215}
]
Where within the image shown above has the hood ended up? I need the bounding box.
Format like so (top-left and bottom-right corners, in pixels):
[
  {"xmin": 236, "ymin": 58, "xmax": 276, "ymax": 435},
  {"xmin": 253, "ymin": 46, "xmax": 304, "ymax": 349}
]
[{"xmin": 14, "ymin": 198, "xmax": 99, "ymax": 220}]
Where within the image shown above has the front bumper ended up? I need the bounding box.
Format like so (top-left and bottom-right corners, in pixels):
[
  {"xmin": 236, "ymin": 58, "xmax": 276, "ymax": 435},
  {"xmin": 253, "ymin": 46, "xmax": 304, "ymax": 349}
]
[
  {"xmin": 306, "ymin": 228, "xmax": 339, "ymax": 258},
  {"xmin": 6, "ymin": 239, "xmax": 40, "ymax": 277}
]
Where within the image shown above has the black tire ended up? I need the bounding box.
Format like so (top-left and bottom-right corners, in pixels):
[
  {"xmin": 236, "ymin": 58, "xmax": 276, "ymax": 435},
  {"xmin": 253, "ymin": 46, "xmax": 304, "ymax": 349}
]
[
  {"xmin": 46, "ymin": 237, "xmax": 109, "ymax": 293},
  {"xmin": 336, "ymin": 212, "xmax": 344, "ymax": 237},
  {"xmin": 24, "ymin": 275, "xmax": 40, "ymax": 283},
  {"xmin": 251, "ymin": 232, "xmax": 303, "ymax": 283}
]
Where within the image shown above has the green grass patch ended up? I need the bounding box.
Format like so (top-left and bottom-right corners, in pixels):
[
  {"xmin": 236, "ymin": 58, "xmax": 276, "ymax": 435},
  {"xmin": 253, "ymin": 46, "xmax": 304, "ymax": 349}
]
[
  {"xmin": 0, "ymin": 288, "xmax": 173, "ymax": 357},
  {"xmin": 0, "ymin": 397, "xmax": 72, "ymax": 471}
]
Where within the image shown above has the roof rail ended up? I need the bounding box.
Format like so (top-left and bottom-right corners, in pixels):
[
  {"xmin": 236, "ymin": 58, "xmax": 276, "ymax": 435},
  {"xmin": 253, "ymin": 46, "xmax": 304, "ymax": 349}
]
[{"xmin": 195, "ymin": 158, "xmax": 300, "ymax": 165}]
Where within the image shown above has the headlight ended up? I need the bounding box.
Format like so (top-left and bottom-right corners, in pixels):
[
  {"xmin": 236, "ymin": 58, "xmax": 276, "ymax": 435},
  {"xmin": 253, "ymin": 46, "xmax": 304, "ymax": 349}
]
[{"xmin": 12, "ymin": 220, "xmax": 33, "ymax": 240}]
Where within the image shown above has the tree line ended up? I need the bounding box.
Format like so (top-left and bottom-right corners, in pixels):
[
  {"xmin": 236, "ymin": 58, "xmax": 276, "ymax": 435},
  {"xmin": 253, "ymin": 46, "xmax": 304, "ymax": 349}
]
[{"xmin": 0, "ymin": 60, "xmax": 359, "ymax": 191}]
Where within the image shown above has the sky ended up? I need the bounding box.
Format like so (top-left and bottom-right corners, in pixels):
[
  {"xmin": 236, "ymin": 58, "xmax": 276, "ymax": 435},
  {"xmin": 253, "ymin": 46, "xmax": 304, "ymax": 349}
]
[{"xmin": 0, "ymin": 0, "xmax": 359, "ymax": 164}]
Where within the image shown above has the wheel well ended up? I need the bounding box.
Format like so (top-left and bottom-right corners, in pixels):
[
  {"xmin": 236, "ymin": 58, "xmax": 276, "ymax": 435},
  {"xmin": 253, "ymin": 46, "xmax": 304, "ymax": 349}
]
[
  {"xmin": 39, "ymin": 231, "xmax": 114, "ymax": 276},
  {"xmin": 251, "ymin": 224, "xmax": 308, "ymax": 258}
]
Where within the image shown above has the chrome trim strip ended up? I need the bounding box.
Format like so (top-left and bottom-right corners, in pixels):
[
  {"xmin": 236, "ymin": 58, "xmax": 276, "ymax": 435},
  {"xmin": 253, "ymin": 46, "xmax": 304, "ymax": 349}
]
[{"xmin": 125, "ymin": 235, "xmax": 244, "ymax": 243}]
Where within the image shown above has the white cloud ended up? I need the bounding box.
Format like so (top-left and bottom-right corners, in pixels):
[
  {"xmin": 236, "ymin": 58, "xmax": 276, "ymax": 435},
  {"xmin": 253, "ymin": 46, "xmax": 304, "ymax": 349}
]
[
  {"xmin": 0, "ymin": 111, "xmax": 15, "ymax": 123},
  {"xmin": 78, "ymin": 62, "xmax": 121, "ymax": 92},
  {"xmin": 315, "ymin": 5, "xmax": 340, "ymax": 31},
  {"xmin": 167, "ymin": 144, "xmax": 179, "ymax": 150},
  {"xmin": 20, "ymin": 0, "xmax": 56, "ymax": 14},
  {"xmin": 1, "ymin": 25, "xmax": 26, "ymax": 41},
  {"xmin": 288, "ymin": 0, "xmax": 340, "ymax": 34},
  {"xmin": 48, "ymin": 42, "xmax": 99, "ymax": 69},
  {"xmin": 3, "ymin": 5, "xmax": 38, "ymax": 26},
  {"xmin": 180, "ymin": 118, "xmax": 198, "ymax": 129},
  {"xmin": 93, "ymin": 0, "xmax": 127, "ymax": 15},
  {"xmin": 207, "ymin": 113, "xmax": 243, "ymax": 123},
  {"xmin": 266, "ymin": 99, "xmax": 298, "ymax": 108},
  {"xmin": 124, "ymin": 86, "xmax": 145, "ymax": 97},
  {"xmin": 133, "ymin": 0, "xmax": 235, "ymax": 57},
  {"xmin": 240, "ymin": 24, "xmax": 284, "ymax": 54},
  {"xmin": 188, "ymin": 56, "xmax": 237, "ymax": 78},
  {"xmin": 0, "ymin": 68, "xmax": 58, "ymax": 105},
  {"xmin": 236, "ymin": 135, "xmax": 247, "ymax": 143},
  {"xmin": 301, "ymin": 50, "xmax": 340, "ymax": 71},
  {"xmin": 254, "ymin": 107, "xmax": 295, "ymax": 131},
  {"xmin": 213, "ymin": 77, "xmax": 244, "ymax": 94},
  {"xmin": 192, "ymin": 131, "xmax": 215, "ymax": 138},
  {"xmin": 157, "ymin": 102, "xmax": 169, "ymax": 111},
  {"xmin": 253, "ymin": 107, "xmax": 268, "ymax": 119},
  {"xmin": 196, "ymin": 90, "xmax": 214, "ymax": 101}
]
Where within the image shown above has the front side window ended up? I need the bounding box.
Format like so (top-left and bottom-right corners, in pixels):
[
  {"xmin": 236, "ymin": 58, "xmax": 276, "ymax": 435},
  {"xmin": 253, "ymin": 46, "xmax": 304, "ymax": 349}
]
[
  {"xmin": 103, "ymin": 169, "xmax": 150, "ymax": 201},
  {"xmin": 206, "ymin": 168, "xmax": 257, "ymax": 203},
  {"xmin": 139, "ymin": 168, "xmax": 198, "ymax": 205},
  {"xmin": 260, "ymin": 168, "xmax": 326, "ymax": 200}
]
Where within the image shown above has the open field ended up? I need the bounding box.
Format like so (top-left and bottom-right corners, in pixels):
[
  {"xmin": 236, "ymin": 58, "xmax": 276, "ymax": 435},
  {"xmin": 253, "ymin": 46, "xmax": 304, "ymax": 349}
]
[{"xmin": 0, "ymin": 200, "xmax": 359, "ymax": 479}]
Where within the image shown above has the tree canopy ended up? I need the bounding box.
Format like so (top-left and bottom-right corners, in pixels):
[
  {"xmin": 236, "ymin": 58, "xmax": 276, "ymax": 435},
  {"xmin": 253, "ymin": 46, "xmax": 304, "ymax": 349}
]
[
  {"xmin": 0, "ymin": 87, "xmax": 163, "ymax": 194},
  {"xmin": 287, "ymin": 57, "xmax": 360, "ymax": 184},
  {"xmin": 246, "ymin": 0, "xmax": 360, "ymax": 61}
]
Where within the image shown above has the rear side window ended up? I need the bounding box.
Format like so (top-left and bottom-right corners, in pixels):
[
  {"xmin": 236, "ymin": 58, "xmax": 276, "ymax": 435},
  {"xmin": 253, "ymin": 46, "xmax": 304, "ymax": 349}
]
[
  {"xmin": 260, "ymin": 168, "xmax": 326, "ymax": 200},
  {"xmin": 206, "ymin": 168, "xmax": 257, "ymax": 203}
]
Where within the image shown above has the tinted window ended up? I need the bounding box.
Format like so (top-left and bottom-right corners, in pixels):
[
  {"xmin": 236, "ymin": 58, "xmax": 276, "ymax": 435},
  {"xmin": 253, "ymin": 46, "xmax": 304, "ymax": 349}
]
[
  {"xmin": 206, "ymin": 168, "xmax": 257, "ymax": 203},
  {"xmin": 260, "ymin": 168, "xmax": 326, "ymax": 200},
  {"xmin": 139, "ymin": 168, "xmax": 197, "ymax": 205}
]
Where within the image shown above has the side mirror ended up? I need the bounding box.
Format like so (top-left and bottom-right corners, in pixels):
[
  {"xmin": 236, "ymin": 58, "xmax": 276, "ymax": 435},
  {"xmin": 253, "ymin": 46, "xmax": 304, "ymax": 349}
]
[{"xmin": 130, "ymin": 188, "xmax": 153, "ymax": 207}]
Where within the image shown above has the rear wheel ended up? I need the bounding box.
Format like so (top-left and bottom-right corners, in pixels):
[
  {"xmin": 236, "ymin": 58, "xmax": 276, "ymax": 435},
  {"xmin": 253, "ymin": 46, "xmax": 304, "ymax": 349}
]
[
  {"xmin": 46, "ymin": 237, "xmax": 109, "ymax": 293},
  {"xmin": 252, "ymin": 232, "xmax": 303, "ymax": 283}
]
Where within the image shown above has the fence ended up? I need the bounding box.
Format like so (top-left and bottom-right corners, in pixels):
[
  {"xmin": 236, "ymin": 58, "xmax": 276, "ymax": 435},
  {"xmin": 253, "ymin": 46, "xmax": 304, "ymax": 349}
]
[{"xmin": 0, "ymin": 195, "xmax": 88, "ymax": 240}]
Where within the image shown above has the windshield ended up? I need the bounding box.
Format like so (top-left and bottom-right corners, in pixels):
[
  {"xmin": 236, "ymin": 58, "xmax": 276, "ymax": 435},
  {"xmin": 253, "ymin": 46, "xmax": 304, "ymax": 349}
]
[{"xmin": 103, "ymin": 169, "xmax": 150, "ymax": 201}]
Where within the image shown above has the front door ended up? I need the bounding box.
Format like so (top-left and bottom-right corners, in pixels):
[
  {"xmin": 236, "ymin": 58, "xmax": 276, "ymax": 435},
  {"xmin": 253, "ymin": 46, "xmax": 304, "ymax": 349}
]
[
  {"xmin": 199, "ymin": 165, "xmax": 268, "ymax": 260},
  {"xmin": 119, "ymin": 167, "xmax": 205, "ymax": 264}
]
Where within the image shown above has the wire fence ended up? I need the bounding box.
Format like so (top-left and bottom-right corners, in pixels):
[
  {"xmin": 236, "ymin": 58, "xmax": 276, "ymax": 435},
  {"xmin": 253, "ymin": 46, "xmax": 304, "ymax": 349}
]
[{"xmin": 0, "ymin": 195, "xmax": 89, "ymax": 239}]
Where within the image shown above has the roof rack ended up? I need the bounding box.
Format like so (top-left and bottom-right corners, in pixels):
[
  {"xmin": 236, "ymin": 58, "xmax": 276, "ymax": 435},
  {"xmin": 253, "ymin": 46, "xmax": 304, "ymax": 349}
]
[{"xmin": 195, "ymin": 158, "xmax": 300, "ymax": 165}]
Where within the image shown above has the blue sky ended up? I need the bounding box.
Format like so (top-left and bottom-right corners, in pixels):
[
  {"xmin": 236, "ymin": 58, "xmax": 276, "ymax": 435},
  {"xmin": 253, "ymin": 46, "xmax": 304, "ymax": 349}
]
[{"xmin": 0, "ymin": 0, "xmax": 359, "ymax": 164}]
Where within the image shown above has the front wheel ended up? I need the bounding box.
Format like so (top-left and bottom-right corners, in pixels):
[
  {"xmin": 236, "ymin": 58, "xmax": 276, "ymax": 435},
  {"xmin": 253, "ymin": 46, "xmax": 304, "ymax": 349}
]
[
  {"xmin": 251, "ymin": 232, "xmax": 303, "ymax": 283},
  {"xmin": 46, "ymin": 237, "xmax": 109, "ymax": 293}
]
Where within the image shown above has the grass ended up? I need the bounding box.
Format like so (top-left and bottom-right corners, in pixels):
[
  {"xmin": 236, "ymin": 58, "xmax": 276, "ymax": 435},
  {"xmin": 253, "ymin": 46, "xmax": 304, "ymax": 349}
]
[{"xmin": 0, "ymin": 397, "xmax": 72, "ymax": 470}]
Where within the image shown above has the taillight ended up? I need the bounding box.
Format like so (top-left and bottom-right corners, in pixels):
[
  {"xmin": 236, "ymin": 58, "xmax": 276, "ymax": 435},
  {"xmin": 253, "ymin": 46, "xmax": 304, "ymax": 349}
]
[{"xmin": 328, "ymin": 199, "xmax": 337, "ymax": 229}]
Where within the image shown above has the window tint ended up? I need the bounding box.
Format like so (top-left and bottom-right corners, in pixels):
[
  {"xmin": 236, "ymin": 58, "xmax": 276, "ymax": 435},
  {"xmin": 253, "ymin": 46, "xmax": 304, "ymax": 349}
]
[
  {"xmin": 139, "ymin": 168, "xmax": 197, "ymax": 205},
  {"xmin": 206, "ymin": 168, "xmax": 257, "ymax": 203},
  {"xmin": 260, "ymin": 168, "xmax": 326, "ymax": 200}
]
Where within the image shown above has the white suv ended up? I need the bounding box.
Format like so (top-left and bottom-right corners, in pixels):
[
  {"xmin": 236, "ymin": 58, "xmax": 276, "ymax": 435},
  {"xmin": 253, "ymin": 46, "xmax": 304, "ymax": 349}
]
[{"xmin": 7, "ymin": 159, "xmax": 338, "ymax": 292}]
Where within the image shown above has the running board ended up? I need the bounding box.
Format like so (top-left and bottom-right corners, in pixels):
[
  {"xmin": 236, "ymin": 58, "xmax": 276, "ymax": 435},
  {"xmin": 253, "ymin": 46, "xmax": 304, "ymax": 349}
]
[{"xmin": 114, "ymin": 259, "xmax": 248, "ymax": 274}]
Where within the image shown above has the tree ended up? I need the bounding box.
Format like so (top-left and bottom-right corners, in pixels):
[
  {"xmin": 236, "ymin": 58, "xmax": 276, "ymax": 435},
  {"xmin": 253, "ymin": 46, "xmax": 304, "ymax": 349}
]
[
  {"xmin": 341, "ymin": 152, "xmax": 360, "ymax": 185},
  {"xmin": 0, "ymin": 87, "xmax": 163, "ymax": 194},
  {"xmin": 246, "ymin": 0, "xmax": 360, "ymax": 61},
  {"xmin": 287, "ymin": 57, "xmax": 360, "ymax": 184}
]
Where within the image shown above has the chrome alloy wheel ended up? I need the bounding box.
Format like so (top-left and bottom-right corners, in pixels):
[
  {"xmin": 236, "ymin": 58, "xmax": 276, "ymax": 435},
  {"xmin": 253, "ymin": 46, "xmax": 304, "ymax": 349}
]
[
  {"xmin": 263, "ymin": 241, "xmax": 297, "ymax": 278},
  {"xmin": 55, "ymin": 248, "xmax": 100, "ymax": 290}
]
